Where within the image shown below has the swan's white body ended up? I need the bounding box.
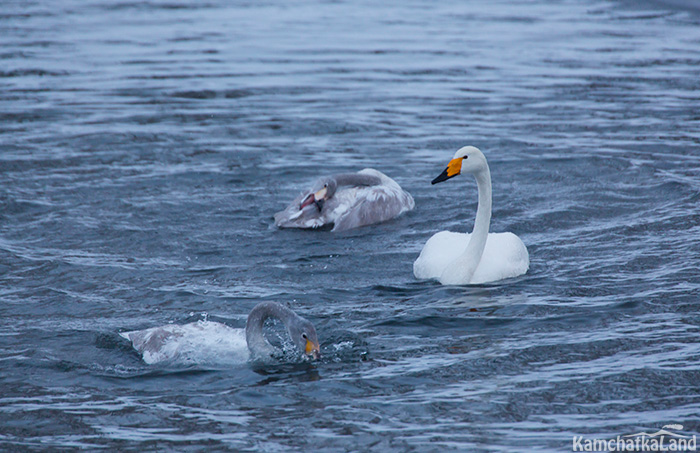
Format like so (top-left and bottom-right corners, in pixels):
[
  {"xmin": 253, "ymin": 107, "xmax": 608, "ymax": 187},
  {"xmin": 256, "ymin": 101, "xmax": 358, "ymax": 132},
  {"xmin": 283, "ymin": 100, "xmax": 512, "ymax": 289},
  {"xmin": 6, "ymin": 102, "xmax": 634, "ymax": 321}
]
[
  {"xmin": 414, "ymin": 231, "xmax": 529, "ymax": 285},
  {"xmin": 413, "ymin": 146, "xmax": 529, "ymax": 285},
  {"xmin": 120, "ymin": 321, "xmax": 250, "ymax": 366}
]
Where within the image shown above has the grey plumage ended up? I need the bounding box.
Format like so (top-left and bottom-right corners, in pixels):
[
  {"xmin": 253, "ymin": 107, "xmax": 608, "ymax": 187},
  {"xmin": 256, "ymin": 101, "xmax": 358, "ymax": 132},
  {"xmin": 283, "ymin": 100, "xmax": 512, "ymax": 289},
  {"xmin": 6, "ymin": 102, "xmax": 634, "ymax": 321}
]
[
  {"xmin": 121, "ymin": 302, "xmax": 319, "ymax": 364},
  {"xmin": 274, "ymin": 168, "xmax": 414, "ymax": 232}
]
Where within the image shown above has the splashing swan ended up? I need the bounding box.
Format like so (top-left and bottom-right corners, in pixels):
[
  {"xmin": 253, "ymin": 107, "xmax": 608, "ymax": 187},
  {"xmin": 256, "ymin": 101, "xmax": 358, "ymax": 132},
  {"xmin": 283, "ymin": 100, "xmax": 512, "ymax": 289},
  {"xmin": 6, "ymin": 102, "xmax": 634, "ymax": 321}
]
[
  {"xmin": 274, "ymin": 169, "xmax": 414, "ymax": 232},
  {"xmin": 121, "ymin": 302, "xmax": 320, "ymax": 365},
  {"xmin": 413, "ymin": 146, "xmax": 529, "ymax": 285}
]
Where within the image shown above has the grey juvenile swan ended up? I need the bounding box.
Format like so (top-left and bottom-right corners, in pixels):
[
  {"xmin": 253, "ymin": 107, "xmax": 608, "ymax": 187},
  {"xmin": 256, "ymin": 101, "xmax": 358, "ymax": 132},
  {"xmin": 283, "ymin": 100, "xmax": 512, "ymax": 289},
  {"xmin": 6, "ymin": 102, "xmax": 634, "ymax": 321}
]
[
  {"xmin": 121, "ymin": 302, "xmax": 320, "ymax": 365},
  {"xmin": 274, "ymin": 169, "xmax": 414, "ymax": 232}
]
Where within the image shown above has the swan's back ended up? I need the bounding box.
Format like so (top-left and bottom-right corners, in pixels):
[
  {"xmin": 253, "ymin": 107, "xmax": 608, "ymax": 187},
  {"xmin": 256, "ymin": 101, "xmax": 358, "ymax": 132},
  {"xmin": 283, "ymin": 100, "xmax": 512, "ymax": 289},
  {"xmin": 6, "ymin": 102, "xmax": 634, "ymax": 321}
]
[
  {"xmin": 413, "ymin": 231, "xmax": 529, "ymax": 284},
  {"xmin": 121, "ymin": 321, "xmax": 248, "ymax": 365}
]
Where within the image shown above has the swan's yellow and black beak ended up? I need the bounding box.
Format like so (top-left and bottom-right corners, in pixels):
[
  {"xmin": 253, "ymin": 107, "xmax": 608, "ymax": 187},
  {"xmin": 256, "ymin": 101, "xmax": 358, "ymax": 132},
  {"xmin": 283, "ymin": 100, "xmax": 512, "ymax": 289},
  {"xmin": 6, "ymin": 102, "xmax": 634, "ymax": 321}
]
[
  {"xmin": 299, "ymin": 187, "xmax": 328, "ymax": 211},
  {"xmin": 432, "ymin": 158, "xmax": 463, "ymax": 184},
  {"xmin": 305, "ymin": 339, "xmax": 321, "ymax": 360}
]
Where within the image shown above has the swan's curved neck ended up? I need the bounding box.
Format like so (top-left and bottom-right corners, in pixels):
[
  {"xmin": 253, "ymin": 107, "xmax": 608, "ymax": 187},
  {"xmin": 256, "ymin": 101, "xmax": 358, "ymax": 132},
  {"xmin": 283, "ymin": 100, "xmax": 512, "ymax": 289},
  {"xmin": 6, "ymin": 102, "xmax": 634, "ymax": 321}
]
[
  {"xmin": 454, "ymin": 166, "xmax": 492, "ymax": 282},
  {"xmin": 245, "ymin": 302, "xmax": 296, "ymax": 358},
  {"xmin": 471, "ymin": 167, "xmax": 492, "ymax": 240}
]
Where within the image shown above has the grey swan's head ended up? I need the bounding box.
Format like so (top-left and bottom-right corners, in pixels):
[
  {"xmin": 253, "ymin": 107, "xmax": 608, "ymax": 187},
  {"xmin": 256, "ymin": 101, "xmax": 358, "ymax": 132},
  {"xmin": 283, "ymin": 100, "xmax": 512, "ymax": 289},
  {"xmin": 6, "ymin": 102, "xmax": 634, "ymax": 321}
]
[
  {"xmin": 245, "ymin": 301, "xmax": 320, "ymax": 360},
  {"xmin": 299, "ymin": 177, "xmax": 338, "ymax": 211},
  {"xmin": 298, "ymin": 172, "xmax": 385, "ymax": 212}
]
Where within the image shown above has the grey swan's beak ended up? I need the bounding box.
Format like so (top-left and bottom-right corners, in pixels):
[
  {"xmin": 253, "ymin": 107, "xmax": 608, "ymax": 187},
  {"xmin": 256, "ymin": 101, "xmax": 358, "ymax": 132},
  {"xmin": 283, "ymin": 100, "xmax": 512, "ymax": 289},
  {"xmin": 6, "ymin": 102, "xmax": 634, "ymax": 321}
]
[
  {"xmin": 299, "ymin": 186, "xmax": 329, "ymax": 211},
  {"xmin": 305, "ymin": 339, "xmax": 321, "ymax": 360}
]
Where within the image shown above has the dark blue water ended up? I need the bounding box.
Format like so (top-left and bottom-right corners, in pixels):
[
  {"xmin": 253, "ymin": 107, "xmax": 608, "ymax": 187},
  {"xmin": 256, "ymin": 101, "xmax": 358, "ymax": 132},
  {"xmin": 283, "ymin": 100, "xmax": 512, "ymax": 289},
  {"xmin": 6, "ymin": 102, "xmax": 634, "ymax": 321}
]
[{"xmin": 2, "ymin": 0, "xmax": 700, "ymax": 450}]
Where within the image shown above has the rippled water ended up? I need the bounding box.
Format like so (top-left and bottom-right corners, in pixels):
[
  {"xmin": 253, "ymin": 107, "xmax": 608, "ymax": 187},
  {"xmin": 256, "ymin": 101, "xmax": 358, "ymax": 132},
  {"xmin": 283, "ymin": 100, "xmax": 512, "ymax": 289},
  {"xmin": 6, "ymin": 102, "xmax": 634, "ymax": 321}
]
[{"xmin": 2, "ymin": 0, "xmax": 700, "ymax": 450}]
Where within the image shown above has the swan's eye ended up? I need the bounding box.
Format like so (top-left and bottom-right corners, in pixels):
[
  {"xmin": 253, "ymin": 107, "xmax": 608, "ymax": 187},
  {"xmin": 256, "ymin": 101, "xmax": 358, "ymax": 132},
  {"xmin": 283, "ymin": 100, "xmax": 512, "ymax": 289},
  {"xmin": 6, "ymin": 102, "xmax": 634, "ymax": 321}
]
[
  {"xmin": 323, "ymin": 184, "xmax": 327, "ymax": 188},
  {"xmin": 301, "ymin": 333, "xmax": 308, "ymax": 340}
]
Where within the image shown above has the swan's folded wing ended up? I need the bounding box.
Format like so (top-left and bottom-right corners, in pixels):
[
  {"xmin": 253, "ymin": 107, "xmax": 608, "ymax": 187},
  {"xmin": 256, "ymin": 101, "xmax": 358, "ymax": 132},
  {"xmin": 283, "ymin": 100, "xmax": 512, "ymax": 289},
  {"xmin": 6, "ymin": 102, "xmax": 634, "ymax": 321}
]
[
  {"xmin": 469, "ymin": 232, "xmax": 529, "ymax": 284},
  {"xmin": 331, "ymin": 185, "xmax": 415, "ymax": 232}
]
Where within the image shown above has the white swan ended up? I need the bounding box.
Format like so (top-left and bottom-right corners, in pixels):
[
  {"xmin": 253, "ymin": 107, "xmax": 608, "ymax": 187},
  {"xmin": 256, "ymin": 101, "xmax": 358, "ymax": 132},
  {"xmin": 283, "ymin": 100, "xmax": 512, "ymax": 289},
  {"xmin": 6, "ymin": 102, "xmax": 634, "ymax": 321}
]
[
  {"xmin": 120, "ymin": 302, "xmax": 320, "ymax": 365},
  {"xmin": 413, "ymin": 146, "xmax": 529, "ymax": 285},
  {"xmin": 274, "ymin": 169, "xmax": 414, "ymax": 232}
]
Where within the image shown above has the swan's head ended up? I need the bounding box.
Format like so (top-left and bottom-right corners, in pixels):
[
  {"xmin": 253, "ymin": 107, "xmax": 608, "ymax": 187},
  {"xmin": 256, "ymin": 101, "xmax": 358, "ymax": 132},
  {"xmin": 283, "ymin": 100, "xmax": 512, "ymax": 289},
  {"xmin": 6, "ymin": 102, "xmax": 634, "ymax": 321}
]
[
  {"xmin": 299, "ymin": 177, "xmax": 338, "ymax": 211},
  {"xmin": 287, "ymin": 315, "xmax": 321, "ymax": 360},
  {"xmin": 432, "ymin": 146, "xmax": 487, "ymax": 184}
]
